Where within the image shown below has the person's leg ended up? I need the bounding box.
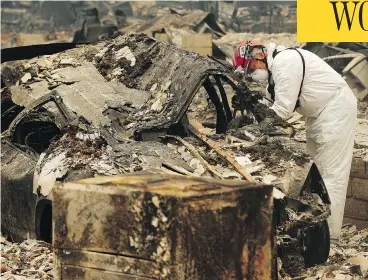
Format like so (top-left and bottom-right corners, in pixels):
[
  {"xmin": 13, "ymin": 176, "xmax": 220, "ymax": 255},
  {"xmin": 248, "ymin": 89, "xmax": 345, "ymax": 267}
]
[
  {"xmin": 310, "ymin": 87, "xmax": 357, "ymax": 240},
  {"xmin": 306, "ymin": 117, "xmax": 317, "ymax": 160},
  {"xmin": 313, "ymin": 131, "xmax": 355, "ymax": 240}
]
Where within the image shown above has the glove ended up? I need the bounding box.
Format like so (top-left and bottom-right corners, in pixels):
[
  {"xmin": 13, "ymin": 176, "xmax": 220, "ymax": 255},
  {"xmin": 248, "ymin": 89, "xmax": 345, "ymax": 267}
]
[
  {"xmin": 231, "ymin": 94, "xmax": 241, "ymax": 110},
  {"xmin": 234, "ymin": 67, "xmax": 245, "ymax": 79}
]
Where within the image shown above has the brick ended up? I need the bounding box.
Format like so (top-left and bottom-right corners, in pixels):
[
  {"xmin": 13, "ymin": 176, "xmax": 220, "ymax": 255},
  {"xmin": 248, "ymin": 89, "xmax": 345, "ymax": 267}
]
[
  {"xmin": 350, "ymin": 157, "xmax": 368, "ymax": 179},
  {"xmin": 343, "ymin": 217, "xmax": 368, "ymax": 230},
  {"xmin": 347, "ymin": 178, "xmax": 353, "ymax": 197},
  {"xmin": 344, "ymin": 198, "xmax": 368, "ymax": 220},
  {"xmin": 351, "ymin": 178, "xmax": 368, "ymax": 200}
]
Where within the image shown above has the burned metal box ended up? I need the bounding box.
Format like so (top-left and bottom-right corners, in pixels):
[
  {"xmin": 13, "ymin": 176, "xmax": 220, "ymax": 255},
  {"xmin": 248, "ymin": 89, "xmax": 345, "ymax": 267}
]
[{"xmin": 53, "ymin": 173, "xmax": 274, "ymax": 280}]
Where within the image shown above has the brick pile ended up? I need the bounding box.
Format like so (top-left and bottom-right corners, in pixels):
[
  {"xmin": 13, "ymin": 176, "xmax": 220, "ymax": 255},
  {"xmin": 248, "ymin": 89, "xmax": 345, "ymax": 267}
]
[{"xmin": 344, "ymin": 156, "xmax": 368, "ymax": 229}]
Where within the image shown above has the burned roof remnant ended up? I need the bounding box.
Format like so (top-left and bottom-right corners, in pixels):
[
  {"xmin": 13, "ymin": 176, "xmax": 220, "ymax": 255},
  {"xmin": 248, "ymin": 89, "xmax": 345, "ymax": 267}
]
[
  {"xmin": 72, "ymin": 7, "xmax": 119, "ymax": 44},
  {"xmin": 115, "ymin": 9, "xmax": 128, "ymax": 28},
  {"xmin": 121, "ymin": 9, "xmax": 228, "ymax": 60},
  {"xmin": 123, "ymin": 9, "xmax": 226, "ymax": 39}
]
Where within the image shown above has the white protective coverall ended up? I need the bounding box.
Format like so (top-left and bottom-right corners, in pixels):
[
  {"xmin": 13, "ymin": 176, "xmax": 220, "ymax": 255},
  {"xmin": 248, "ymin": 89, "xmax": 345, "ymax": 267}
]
[{"xmin": 266, "ymin": 43, "xmax": 357, "ymax": 240}]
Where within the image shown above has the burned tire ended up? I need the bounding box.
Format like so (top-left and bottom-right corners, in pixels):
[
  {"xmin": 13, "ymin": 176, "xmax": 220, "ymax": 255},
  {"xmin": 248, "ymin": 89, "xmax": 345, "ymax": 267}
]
[{"xmin": 303, "ymin": 220, "xmax": 330, "ymax": 268}]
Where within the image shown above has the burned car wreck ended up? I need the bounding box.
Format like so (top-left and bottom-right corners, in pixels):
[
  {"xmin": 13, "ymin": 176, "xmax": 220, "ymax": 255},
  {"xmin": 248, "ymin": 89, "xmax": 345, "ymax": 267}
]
[{"xmin": 1, "ymin": 33, "xmax": 330, "ymax": 275}]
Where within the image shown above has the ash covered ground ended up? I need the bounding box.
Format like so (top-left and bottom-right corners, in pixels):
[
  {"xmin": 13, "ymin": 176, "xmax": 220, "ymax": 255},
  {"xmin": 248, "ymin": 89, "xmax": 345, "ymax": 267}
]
[{"xmin": 1, "ymin": 225, "xmax": 367, "ymax": 280}]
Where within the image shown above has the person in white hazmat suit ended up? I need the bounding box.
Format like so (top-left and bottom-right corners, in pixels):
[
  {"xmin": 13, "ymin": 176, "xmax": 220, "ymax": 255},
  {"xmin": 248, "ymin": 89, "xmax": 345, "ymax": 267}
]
[{"xmin": 232, "ymin": 41, "xmax": 357, "ymax": 240}]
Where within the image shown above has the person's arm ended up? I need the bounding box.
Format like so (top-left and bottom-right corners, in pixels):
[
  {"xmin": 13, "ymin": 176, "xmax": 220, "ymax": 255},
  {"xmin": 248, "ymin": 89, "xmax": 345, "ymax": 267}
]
[{"xmin": 270, "ymin": 51, "xmax": 304, "ymax": 120}]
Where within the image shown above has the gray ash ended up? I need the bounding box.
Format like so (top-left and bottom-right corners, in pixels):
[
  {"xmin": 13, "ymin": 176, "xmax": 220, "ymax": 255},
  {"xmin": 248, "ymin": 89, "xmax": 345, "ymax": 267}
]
[{"xmin": 241, "ymin": 139, "xmax": 309, "ymax": 167}]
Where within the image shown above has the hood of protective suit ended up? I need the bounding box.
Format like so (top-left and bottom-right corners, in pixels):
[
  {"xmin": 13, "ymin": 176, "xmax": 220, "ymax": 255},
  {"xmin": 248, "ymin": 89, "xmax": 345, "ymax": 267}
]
[{"xmin": 266, "ymin": 42, "xmax": 287, "ymax": 71}]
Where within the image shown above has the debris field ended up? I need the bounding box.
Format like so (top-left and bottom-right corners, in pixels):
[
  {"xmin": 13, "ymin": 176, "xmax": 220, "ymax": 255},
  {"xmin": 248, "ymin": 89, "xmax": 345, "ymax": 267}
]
[{"xmin": 1, "ymin": 2, "xmax": 368, "ymax": 280}]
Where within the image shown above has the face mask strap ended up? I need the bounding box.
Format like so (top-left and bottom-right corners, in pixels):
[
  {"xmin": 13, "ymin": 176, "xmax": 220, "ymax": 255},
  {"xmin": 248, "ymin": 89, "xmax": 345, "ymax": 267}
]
[{"xmin": 258, "ymin": 47, "xmax": 273, "ymax": 85}]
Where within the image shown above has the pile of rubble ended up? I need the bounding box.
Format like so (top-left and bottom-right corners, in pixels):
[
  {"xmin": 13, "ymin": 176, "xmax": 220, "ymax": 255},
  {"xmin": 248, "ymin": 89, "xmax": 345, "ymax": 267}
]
[
  {"xmin": 280, "ymin": 224, "xmax": 368, "ymax": 279},
  {"xmin": 1, "ymin": 224, "xmax": 366, "ymax": 280},
  {"xmin": 0, "ymin": 235, "xmax": 53, "ymax": 280},
  {"xmin": 358, "ymin": 101, "xmax": 368, "ymax": 119},
  {"xmin": 216, "ymin": 2, "xmax": 297, "ymax": 34}
]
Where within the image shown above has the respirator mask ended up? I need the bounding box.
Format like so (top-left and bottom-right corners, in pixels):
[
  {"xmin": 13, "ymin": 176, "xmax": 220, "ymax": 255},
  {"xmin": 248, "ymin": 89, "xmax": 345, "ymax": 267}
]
[{"xmin": 249, "ymin": 69, "xmax": 269, "ymax": 81}]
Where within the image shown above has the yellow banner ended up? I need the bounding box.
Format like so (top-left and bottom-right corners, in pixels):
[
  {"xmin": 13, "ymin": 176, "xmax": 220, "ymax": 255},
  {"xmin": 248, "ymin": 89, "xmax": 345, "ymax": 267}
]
[{"xmin": 297, "ymin": 0, "xmax": 368, "ymax": 42}]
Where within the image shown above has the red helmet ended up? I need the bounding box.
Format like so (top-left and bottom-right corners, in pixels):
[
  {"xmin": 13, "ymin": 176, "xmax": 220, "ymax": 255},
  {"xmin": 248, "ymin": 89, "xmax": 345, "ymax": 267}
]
[{"xmin": 232, "ymin": 40, "xmax": 267, "ymax": 74}]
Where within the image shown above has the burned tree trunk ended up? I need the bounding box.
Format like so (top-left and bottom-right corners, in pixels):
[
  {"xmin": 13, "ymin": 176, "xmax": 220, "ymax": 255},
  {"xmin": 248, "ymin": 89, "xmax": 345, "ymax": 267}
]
[{"xmin": 53, "ymin": 173, "xmax": 274, "ymax": 280}]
